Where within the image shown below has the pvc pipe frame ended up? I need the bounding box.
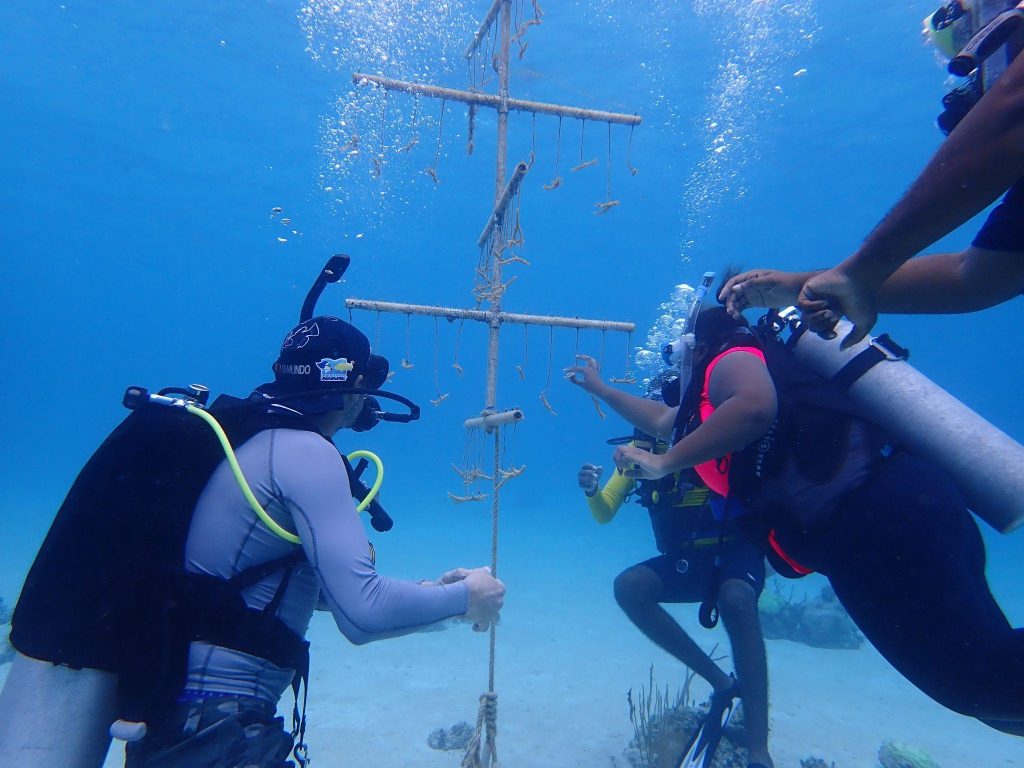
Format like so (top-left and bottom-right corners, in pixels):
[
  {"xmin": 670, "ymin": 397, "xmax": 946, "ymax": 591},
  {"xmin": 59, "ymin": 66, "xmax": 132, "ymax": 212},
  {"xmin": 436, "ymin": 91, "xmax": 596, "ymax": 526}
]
[
  {"xmin": 345, "ymin": 298, "xmax": 635, "ymax": 333},
  {"xmin": 352, "ymin": 73, "xmax": 642, "ymax": 126},
  {"xmin": 464, "ymin": 0, "xmax": 505, "ymax": 59},
  {"xmin": 478, "ymin": 161, "xmax": 529, "ymax": 248},
  {"xmin": 464, "ymin": 408, "xmax": 524, "ymax": 430}
]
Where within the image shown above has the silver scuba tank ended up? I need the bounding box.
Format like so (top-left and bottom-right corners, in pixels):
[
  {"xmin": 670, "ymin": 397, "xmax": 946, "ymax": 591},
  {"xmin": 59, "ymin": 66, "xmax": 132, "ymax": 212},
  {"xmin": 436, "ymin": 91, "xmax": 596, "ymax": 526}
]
[{"xmin": 786, "ymin": 313, "xmax": 1024, "ymax": 534}]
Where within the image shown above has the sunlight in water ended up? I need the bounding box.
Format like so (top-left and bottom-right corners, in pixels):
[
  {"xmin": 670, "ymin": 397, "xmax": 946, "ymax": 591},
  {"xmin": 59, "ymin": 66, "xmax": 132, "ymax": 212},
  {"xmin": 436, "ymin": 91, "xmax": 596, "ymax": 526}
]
[
  {"xmin": 681, "ymin": 0, "xmax": 817, "ymax": 260},
  {"xmin": 298, "ymin": 0, "xmax": 472, "ymax": 219}
]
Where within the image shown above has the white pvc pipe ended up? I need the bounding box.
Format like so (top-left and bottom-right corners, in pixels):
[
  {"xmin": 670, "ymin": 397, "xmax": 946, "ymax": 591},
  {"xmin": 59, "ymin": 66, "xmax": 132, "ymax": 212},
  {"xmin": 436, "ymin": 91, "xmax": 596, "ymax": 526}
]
[{"xmin": 464, "ymin": 408, "xmax": 524, "ymax": 430}]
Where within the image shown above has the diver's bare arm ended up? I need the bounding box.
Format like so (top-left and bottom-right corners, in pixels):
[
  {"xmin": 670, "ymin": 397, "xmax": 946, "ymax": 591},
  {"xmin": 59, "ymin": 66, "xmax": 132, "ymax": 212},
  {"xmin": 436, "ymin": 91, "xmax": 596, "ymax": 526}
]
[
  {"xmin": 873, "ymin": 248, "xmax": 1024, "ymax": 313},
  {"xmin": 593, "ymin": 383, "xmax": 677, "ymax": 439},
  {"xmin": 839, "ymin": 52, "xmax": 1024, "ymax": 288},
  {"xmin": 653, "ymin": 354, "xmax": 777, "ymax": 474}
]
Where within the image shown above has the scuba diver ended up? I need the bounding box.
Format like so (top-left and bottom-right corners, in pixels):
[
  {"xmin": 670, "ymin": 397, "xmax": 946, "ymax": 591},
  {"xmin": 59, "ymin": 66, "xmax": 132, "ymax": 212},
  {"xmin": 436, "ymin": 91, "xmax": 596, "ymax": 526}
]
[
  {"xmin": 573, "ymin": 293, "xmax": 1024, "ymax": 738},
  {"xmin": 0, "ymin": 256, "xmax": 505, "ymax": 768},
  {"xmin": 720, "ymin": 0, "xmax": 1024, "ymax": 346},
  {"xmin": 577, "ymin": 393, "xmax": 773, "ymax": 768}
]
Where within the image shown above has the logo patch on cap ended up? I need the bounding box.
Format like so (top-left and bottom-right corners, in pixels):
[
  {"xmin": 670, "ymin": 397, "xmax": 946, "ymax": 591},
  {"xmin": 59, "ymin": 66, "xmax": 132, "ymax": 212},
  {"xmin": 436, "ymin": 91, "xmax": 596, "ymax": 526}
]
[{"xmin": 318, "ymin": 357, "xmax": 354, "ymax": 383}]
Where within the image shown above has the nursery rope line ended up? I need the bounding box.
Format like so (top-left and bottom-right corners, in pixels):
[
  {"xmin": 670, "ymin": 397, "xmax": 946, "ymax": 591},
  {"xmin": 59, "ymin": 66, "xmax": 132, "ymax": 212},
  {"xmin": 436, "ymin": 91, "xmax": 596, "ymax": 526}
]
[{"xmin": 347, "ymin": 3, "xmax": 639, "ymax": 766}]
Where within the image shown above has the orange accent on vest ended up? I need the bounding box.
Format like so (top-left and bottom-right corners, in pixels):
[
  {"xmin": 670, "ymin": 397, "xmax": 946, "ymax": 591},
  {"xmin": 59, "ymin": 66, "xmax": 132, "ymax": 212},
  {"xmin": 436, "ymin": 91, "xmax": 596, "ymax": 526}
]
[
  {"xmin": 767, "ymin": 529, "xmax": 813, "ymax": 575},
  {"xmin": 693, "ymin": 346, "xmax": 767, "ymax": 496}
]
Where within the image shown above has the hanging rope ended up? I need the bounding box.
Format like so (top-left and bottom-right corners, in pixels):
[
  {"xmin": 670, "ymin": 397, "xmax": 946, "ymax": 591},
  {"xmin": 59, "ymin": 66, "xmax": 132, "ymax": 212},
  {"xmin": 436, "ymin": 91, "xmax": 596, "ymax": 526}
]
[
  {"xmin": 430, "ymin": 317, "xmax": 449, "ymax": 406},
  {"xmin": 510, "ymin": 0, "xmax": 543, "ymax": 60},
  {"xmin": 374, "ymin": 311, "xmax": 382, "ymax": 351},
  {"xmin": 452, "ymin": 319, "xmax": 466, "ymax": 376},
  {"xmin": 595, "ymin": 122, "xmax": 620, "ymax": 215},
  {"xmin": 539, "ymin": 325, "xmax": 557, "ymax": 415},
  {"xmin": 372, "ymin": 89, "xmax": 389, "ymax": 179},
  {"xmin": 571, "ymin": 118, "xmax": 597, "ymax": 172},
  {"xmin": 543, "ymin": 117, "xmax": 563, "ymax": 190},
  {"xmin": 497, "ymin": 192, "xmax": 526, "ymax": 263},
  {"xmin": 609, "ymin": 330, "xmax": 636, "ymax": 384},
  {"xmin": 425, "ymin": 99, "xmax": 446, "ymax": 184},
  {"xmin": 526, "ymin": 112, "xmax": 537, "ymax": 170},
  {"xmin": 461, "ymin": 434, "xmax": 503, "ymax": 767},
  {"xmin": 397, "ymin": 94, "xmax": 421, "ymax": 154},
  {"xmin": 495, "ymin": 419, "xmax": 525, "ymax": 492},
  {"xmin": 468, "ymin": 103, "xmax": 477, "ymax": 156},
  {"xmin": 515, "ymin": 325, "xmax": 528, "ymax": 380},
  {"xmin": 450, "ymin": 422, "xmax": 489, "ymax": 503},
  {"xmin": 490, "ymin": 16, "xmax": 501, "ymax": 78},
  {"xmin": 626, "ymin": 123, "xmax": 639, "ymax": 176},
  {"xmin": 401, "ymin": 314, "xmax": 414, "ymax": 369}
]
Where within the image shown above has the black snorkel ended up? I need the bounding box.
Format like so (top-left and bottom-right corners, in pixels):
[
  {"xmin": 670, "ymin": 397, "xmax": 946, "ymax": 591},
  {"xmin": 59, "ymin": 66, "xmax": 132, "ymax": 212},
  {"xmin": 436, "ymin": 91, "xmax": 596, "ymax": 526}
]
[{"xmin": 300, "ymin": 254, "xmax": 350, "ymax": 326}]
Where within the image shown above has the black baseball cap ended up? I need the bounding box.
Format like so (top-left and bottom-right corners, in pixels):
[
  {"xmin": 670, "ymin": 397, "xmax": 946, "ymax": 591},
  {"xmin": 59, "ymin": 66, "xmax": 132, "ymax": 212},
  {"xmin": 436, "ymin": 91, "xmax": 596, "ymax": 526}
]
[{"xmin": 255, "ymin": 315, "xmax": 377, "ymax": 413}]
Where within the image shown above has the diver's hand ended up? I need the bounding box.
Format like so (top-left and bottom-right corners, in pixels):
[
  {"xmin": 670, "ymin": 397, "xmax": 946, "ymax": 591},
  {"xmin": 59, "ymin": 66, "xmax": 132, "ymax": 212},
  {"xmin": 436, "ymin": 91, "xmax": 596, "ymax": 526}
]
[
  {"xmin": 798, "ymin": 267, "xmax": 878, "ymax": 349},
  {"xmin": 718, "ymin": 269, "xmax": 813, "ymax": 319},
  {"xmin": 564, "ymin": 354, "xmax": 607, "ymax": 396},
  {"xmin": 578, "ymin": 464, "xmax": 603, "ymax": 496},
  {"xmin": 613, "ymin": 445, "xmax": 667, "ymax": 480},
  {"xmin": 420, "ymin": 567, "xmax": 473, "ymax": 588},
  {"xmin": 463, "ymin": 567, "xmax": 505, "ymax": 632}
]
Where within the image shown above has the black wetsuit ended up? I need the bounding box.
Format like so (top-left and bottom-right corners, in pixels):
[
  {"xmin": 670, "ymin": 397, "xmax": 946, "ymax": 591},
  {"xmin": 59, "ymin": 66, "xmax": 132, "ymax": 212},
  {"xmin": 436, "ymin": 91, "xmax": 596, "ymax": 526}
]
[{"xmin": 770, "ymin": 452, "xmax": 1024, "ymax": 728}]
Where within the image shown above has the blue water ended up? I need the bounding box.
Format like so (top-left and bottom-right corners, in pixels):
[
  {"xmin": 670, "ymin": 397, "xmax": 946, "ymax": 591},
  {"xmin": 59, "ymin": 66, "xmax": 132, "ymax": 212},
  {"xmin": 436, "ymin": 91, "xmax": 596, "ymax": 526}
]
[{"xmin": 2, "ymin": 1, "xmax": 1023, "ymax": 766}]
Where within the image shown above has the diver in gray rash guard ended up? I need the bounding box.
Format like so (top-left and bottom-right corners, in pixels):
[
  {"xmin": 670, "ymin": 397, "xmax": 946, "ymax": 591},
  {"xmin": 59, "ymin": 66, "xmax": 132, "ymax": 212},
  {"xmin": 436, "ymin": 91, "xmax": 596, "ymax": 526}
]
[
  {"xmin": 2, "ymin": 258, "xmax": 504, "ymax": 768},
  {"xmin": 121, "ymin": 315, "xmax": 506, "ymax": 768}
]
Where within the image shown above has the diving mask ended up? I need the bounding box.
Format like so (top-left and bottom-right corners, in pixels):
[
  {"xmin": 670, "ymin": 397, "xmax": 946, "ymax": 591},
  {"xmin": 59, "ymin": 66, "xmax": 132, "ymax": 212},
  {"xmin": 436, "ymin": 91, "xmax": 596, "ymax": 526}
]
[{"xmin": 662, "ymin": 333, "xmax": 695, "ymax": 367}]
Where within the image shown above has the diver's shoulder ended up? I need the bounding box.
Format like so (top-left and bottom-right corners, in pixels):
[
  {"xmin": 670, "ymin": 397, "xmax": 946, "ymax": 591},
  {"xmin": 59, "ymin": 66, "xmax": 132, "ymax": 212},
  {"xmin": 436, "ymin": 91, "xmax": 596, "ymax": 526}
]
[{"xmin": 259, "ymin": 426, "xmax": 337, "ymax": 456}]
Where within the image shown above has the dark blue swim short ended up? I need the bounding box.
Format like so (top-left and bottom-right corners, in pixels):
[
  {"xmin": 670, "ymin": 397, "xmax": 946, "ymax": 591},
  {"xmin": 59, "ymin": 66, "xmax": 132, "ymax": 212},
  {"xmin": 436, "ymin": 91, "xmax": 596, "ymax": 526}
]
[
  {"xmin": 973, "ymin": 178, "xmax": 1024, "ymax": 252},
  {"xmin": 639, "ymin": 530, "xmax": 766, "ymax": 603}
]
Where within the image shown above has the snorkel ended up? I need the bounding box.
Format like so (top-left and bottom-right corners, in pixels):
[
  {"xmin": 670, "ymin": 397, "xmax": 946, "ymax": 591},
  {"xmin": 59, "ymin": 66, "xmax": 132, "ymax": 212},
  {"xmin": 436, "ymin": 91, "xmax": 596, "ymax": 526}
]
[
  {"xmin": 120, "ymin": 255, "xmax": 413, "ymax": 542},
  {"xmin": 662, "ymin": 272, "xmax": 716, "ymax": 404},
  {"xmin": 278, "ymin": 254, "xmax": 421, "ymax": 425}
]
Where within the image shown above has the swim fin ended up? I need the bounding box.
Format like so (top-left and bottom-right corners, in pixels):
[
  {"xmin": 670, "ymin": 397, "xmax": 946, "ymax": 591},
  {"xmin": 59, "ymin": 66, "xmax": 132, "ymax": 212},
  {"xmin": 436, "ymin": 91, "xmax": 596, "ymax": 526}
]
[{"xmin": 674, "ymin": 682, "xmax": 739, "ymax": 768}]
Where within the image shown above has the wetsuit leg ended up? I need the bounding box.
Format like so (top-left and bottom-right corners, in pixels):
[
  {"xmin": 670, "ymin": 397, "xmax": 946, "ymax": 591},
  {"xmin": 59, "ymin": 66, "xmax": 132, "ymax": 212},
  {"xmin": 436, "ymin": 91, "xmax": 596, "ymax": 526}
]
[
  {"xmin": 125, "ymin": 695, "xmax": 294, "ymax": 768},
  {"xmin": 817, "ymin": 453, "xmax": 1024, "ymax": 726}
]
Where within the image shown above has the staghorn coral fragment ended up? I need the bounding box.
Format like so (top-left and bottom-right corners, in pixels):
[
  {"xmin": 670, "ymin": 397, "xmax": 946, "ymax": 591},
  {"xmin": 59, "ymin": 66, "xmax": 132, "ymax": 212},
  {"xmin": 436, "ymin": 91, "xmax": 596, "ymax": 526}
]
[
  {"xmin": 539, "ymin": 390, "xmax": 557, "ymax": 415},
  {"xmin": 447, "ymin": 491, "xmax": 488, "ymax": 504}
]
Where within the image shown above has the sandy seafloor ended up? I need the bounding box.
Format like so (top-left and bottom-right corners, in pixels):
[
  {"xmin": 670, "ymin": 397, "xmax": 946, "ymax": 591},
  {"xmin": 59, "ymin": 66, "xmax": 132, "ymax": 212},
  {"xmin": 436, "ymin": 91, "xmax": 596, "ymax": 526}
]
[{"xmin": 1, "ymin": 504, "xmax": 1017, "ymax": 768}]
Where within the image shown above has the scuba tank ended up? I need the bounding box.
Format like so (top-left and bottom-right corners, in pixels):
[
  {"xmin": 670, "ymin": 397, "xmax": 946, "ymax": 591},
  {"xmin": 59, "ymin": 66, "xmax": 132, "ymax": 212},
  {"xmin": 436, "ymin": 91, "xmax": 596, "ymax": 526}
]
[{"xmin": 783, "ymin": 311, "xmax": 1024, "ymax": 533}]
